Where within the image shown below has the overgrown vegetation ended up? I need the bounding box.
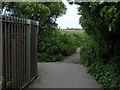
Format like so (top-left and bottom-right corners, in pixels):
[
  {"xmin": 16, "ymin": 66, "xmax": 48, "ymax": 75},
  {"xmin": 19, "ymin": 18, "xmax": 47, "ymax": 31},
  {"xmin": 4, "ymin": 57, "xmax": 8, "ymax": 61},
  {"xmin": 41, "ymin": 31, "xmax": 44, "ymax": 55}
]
[
  {"xmin": 78, "ymin": 32, "xmax": 119, "ymax": 88},
  {"xmin": 76, "ymin": 2, "xmax": 120, "ymax": 88},
  {"xmin": 38, "ymin": 30, "xmax": 81, "ymax": 62}
]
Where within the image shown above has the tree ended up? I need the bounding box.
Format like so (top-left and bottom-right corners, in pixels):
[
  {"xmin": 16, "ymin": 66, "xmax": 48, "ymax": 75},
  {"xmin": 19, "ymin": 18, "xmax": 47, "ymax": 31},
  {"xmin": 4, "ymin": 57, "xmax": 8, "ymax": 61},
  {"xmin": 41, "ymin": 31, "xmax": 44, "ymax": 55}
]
[
  {"xmin": 76, "ymin": 2, "xmax": 120, "ymax": 63},
  {"xmin": 5, "ymin": 2, "xmax": 67, "ymax": 29}
]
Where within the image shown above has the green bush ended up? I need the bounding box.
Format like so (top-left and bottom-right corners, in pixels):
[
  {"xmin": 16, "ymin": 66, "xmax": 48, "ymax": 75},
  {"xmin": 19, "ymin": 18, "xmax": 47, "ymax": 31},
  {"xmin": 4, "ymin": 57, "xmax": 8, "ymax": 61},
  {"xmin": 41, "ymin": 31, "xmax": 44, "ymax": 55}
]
[
  {"xmin": 80, "ymin": 32, "xmax": 120, "ymax": 88},
  {"xmin": 76, "ymin": 2, "xmax": 120, "ymax": 88},
  {"xmin": 38, "ymin": 29, "xmax": 80, "ymax": 62}
]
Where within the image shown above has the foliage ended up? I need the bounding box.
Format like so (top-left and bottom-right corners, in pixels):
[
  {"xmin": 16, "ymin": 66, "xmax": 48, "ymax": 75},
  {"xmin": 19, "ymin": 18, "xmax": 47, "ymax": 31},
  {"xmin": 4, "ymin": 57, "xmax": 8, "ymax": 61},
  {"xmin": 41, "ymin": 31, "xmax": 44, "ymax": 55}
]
[
  {"xmin": 38, "ymin": 30, "xmax": 80, "ymax": 62},
  {"xmin": 79, "ymin": 33, "xmax": 120, "ymax": 88},
  {"xmin": 5, "ymin": 2, "xmax": 66, "ymax": 28},
  {"xmin": 76, "ymin": 2, "xmax": 120, "ymax": 88}
]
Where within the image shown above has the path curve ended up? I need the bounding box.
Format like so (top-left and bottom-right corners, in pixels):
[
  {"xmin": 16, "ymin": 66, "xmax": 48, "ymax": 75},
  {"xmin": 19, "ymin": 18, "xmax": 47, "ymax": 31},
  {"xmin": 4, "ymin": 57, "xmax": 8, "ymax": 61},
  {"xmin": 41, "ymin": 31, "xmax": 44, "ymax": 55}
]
[{"xmin": 29, "ymin": 48, "xmax": 101, "ymax": 88}]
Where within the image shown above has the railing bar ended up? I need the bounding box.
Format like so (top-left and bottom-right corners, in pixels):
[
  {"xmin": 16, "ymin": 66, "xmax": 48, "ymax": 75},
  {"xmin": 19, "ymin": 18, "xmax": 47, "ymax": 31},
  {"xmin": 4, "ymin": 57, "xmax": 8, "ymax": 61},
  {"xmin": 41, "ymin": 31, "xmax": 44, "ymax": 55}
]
[
  {"xmin": 18, "ymin": 22, "xmax": 22, "ymax": 88},
  {"xmin": 7, "ymin": 18, "xmax": 10, "ymax": 88},
  {"xmin": 23, "ymin": 22, "xmax": 26, "ymax": 83},
  {"xmin": 13, "ymin": 20, "xmax": 16, "ymax": 88},
  {"xmin": 0, "ymin": 16, "xmax": 3, "ymax": 90},
  {"xmin": 12, "ymin": 19, "xmax": 16, "ymax": 88},
  {"xmin": 6, "ymin": 21, "xmax": 9, "ymax": 88},
  {"xmin": 21, "ymin": 20, "xmax": 24, "ymax": 86},
  {"xmin": 9, "ymin": 20, "xmax": 13, "ymax": 88},
  {"xmin": 16, "ymin": 19, "xmax": 19, "ymax": 88},
  {"xmin": 2, "ymin": 20, "xmax": 6, "ymax": 88},
  {"xmin": 10, "ymin": 18, "xmax": 13, "ymax": 88}
]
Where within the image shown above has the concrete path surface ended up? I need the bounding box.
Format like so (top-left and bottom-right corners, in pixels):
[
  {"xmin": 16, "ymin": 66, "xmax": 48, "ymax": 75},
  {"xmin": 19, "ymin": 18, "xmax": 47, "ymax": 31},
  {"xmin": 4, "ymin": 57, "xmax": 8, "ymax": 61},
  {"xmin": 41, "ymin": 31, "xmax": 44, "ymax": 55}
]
[{"xmin": 29, "ymin": 48, "xmax": 101, "ymax": 88}]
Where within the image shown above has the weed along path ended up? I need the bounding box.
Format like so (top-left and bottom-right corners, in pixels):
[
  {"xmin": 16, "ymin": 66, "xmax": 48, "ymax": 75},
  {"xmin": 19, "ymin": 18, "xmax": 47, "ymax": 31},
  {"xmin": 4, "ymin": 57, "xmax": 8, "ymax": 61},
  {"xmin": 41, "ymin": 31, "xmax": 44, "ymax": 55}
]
[{"xmin": 29, "ymin": 48, "xmax": 101, "ymax": 88}]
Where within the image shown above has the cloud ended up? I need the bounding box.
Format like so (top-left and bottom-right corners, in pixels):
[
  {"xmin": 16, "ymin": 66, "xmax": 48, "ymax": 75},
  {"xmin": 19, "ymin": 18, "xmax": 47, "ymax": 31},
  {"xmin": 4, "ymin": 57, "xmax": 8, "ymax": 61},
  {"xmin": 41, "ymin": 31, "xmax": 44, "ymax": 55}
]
[{"xmin": 56, "ymin": 0, "xmax": 82, "ymax": 29}]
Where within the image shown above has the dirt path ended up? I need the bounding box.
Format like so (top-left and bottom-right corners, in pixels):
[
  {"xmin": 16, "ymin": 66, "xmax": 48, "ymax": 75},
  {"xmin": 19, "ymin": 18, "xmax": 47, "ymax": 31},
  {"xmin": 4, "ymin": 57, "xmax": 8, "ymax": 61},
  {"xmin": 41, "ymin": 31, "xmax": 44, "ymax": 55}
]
[{"xmin": 29, "ymin": 48, "xmax": 101, "ymax": 88}]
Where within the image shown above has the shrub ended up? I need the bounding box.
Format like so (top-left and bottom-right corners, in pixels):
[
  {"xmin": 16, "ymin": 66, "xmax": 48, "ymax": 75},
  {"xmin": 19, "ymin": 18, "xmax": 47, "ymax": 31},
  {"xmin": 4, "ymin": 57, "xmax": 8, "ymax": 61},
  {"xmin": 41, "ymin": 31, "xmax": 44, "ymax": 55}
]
[
  {"xmin": 76, "ymin": 2, "xmax": 120, "ymax": 88},
  {"xmin": 80, "ymin": 32, "xmax": 120, "ymax": 88},
  {"xmin": 38, "ymin": 29, "xmax": 79, "ymax": 62}
]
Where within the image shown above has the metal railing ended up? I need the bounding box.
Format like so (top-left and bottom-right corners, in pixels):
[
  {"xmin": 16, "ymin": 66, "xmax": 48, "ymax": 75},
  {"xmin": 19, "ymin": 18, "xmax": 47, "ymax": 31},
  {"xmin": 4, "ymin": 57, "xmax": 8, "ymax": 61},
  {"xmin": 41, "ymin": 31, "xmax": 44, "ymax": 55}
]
[{"xmin": 0, "ymin": 15, "xmax": 39, "ymax": 89}]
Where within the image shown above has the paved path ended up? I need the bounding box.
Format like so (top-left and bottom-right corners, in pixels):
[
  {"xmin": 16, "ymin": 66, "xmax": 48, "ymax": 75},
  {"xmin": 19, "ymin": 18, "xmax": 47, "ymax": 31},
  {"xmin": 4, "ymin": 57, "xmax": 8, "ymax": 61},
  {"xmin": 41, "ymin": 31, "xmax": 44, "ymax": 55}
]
[{"xmin": 29, "ymin": 48, "xmax": 101, "ymax": 88}]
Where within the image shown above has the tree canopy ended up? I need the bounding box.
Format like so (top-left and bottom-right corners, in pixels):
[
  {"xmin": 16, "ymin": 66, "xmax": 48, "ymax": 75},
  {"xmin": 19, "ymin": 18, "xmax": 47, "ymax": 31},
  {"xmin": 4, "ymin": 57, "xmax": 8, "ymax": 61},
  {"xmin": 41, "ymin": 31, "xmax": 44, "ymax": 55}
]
[
  {"xmin": 5, "ymin": 2, "xmax": 67, "ymax": 28},
  {"xmin": 77, "ymin": 2, "xmax": 120, "ymax": 63}
]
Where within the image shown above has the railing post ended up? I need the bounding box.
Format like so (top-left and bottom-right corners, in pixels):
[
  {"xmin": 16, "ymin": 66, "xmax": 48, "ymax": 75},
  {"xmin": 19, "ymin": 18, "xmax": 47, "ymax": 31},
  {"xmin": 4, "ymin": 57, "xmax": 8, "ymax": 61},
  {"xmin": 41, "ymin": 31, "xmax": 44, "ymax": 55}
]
[
  {"xmin": 0, "ymin": 2, "xmax": 2, "ymax": 88},
  {"xmin": 36, "ymin": 21, "xmax": 39, "ymax": 77},
  {"xmin": 30, "ymin": 21, "xmax": 39, "ymax": 79},
  {"xmin": 0, "ymin": 15, "xmax": 3, "ymax": 89},
  {"xmin": 26, "ymin": 19, "xmax": 31, "ymax": 81}
]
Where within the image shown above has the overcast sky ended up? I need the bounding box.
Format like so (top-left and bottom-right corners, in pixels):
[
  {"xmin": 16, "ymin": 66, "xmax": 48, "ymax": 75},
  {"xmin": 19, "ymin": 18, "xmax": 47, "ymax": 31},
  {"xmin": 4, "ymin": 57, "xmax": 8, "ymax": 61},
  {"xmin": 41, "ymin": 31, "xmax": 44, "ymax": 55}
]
[{"xmin": 56, "ymin": 0, "xmax": 82, "ymax": 29}]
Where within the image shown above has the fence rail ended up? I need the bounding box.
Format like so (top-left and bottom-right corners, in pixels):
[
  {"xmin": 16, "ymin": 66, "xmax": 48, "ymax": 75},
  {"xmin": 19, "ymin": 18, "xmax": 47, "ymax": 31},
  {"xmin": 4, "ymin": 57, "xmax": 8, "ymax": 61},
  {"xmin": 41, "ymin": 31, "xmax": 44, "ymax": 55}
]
[{"xmin": 0, "ymin": 15, "xmax": 39, "ymax": 89}]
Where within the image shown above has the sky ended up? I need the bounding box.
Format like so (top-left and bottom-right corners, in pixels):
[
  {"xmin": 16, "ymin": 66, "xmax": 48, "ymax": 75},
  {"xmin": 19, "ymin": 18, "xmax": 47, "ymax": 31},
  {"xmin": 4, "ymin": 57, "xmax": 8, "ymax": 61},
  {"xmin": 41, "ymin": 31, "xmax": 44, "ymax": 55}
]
[{"xmin": 56, "ymin": 0, "xmax": 82, "ymax": 29}]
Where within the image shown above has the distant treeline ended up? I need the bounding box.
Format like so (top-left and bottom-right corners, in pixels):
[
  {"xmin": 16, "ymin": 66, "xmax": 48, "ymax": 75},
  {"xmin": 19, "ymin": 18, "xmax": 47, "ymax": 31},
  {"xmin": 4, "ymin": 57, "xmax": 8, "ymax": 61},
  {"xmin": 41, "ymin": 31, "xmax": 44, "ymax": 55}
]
[{"xmin": 61, "ymin": 28, "xmax": 83, "ymax": 30}]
